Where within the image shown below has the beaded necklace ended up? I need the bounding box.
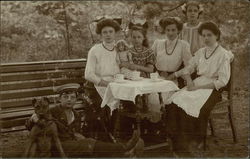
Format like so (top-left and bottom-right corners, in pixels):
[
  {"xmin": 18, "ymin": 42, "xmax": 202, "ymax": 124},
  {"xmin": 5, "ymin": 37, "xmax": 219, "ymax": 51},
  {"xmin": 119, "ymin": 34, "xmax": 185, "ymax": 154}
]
[
  {"xmin": 205, "ymin": 45, "xmax": 219, "ymax": 60},
  {"xmin": 102, "ymin": 42, "xmax": 115, "ymax": 51},
  {"xmin": 165, "ymin": 38, "xmax": 178, "ymax": 55}
]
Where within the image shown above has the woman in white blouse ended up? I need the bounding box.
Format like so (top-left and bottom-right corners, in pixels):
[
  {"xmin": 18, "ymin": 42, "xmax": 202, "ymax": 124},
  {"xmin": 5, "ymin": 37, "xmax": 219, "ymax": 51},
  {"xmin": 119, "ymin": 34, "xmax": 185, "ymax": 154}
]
[
  {"xmin": 180, "ymin": 1, "xmax": 204, "ymax": 55},
  {"xmin": 165, "ymin": 21, "xmax": 234, "ymax": 157},
  {"xmin": 85, "ymin": 18, "xmax": 120, "ymax": 99},
  {"xmin": 148, "ymin": 17, "xmax": 192, "ymax": 112}
]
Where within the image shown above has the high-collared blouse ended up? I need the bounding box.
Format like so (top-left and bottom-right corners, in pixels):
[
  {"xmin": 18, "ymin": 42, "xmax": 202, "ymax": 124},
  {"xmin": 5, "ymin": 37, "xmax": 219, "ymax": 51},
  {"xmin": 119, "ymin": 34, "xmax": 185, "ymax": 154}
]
[
  {"xmin": 178, "ymin": 44, "xmax": 234, "ymax": 90},
  {"xmin": 180, "ymin": 22, "xmax": 204, "ymax": 55},
  {"xmin": 128, "ymin": 46, "xmax": 156, "ymax": 78},
  {"xmin": 85, "ymin": 43, "xmax": 120, "ymax": 85},
  {"xmin": 152, "ymin": 38, "xmax": 192, "ymax": 73}
]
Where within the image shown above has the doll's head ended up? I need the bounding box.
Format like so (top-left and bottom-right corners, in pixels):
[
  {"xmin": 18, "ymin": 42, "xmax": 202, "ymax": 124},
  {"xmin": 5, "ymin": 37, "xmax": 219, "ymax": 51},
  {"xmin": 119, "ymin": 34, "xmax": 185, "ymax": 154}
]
[{"xmin": 115, "ymin": 40, "xmax": 129, "ymax": 52}]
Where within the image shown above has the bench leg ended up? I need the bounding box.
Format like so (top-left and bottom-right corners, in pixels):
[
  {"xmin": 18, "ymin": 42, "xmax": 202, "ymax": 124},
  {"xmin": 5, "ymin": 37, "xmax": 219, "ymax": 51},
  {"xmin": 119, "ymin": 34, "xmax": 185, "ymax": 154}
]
[
  {"xmin": 228, "ymin": 105, "xmax": 238, "ymax": 143},
  {"xmin": 209, "ymin": 118, "xmax": 215, "ymax": 137}
]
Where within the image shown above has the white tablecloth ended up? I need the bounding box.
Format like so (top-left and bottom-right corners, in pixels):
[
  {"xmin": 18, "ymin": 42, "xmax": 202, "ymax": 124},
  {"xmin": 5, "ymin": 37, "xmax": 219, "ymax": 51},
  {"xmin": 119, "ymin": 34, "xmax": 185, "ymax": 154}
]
[{"xmin": 100, "ymin": 78, "xmax": 179, "ymax": 112}]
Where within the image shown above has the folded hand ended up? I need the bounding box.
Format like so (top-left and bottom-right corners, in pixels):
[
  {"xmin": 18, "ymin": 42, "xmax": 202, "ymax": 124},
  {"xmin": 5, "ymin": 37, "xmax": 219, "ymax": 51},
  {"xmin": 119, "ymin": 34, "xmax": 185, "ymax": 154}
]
[
  {"xmin": 165, "ymin": 73, "xmax": 176, "ymax": 81},
  {"xmin": 159, "ymin": 72, "xmax": 168, "ymax": 79}
]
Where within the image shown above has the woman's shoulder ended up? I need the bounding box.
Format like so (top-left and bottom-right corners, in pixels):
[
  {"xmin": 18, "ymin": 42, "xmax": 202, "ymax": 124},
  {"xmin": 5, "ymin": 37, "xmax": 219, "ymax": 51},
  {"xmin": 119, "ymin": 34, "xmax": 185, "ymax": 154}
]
[
  {"xmin": 178, "ymin": 39, "xmax": 190, "ymax": 47},
  {"xmin": 193, "ymin": 47, "xmax": 206, "ymax": 57},
  {"xmin": 153, "ymin": 39, "xmax": 165, "ymax": 45},
  {"xmin": 217, "ymin": 46, "xmax": 234, "ymax": 61},
  {"xmin": 89, "ymin": 43, "xmax": 102, "ymax": 53}
]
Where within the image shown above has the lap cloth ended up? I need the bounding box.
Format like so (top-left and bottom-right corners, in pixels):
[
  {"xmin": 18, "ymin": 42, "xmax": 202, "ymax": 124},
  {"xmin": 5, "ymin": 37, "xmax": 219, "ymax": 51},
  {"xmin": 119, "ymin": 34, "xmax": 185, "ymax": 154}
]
[{"xmin": 165, "ymin": 89, "xmax": 221, "ymax": 152}]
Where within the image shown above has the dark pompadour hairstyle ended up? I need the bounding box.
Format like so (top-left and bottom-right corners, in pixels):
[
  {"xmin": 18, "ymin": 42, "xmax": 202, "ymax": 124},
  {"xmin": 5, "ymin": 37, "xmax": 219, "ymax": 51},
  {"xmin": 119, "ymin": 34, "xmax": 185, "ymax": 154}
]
[
  {"xmin": 198, "ymin": 21, "xmax": 221, "ymax": 41},
  {"xmin": 96, "ymin": 18, "xmax": 121, "ymax": 34},
  {"xmin": 159, "ymin": 17, "xmax": 183, "ymax": 33}
]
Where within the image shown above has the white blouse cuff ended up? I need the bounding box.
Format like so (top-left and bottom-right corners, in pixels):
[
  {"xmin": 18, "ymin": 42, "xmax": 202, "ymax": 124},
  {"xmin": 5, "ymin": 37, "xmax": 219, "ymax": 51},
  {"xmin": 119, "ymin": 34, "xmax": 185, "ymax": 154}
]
[{"xmin": 213, "ymin": 80, "xmax": 225, "ymax": 91}]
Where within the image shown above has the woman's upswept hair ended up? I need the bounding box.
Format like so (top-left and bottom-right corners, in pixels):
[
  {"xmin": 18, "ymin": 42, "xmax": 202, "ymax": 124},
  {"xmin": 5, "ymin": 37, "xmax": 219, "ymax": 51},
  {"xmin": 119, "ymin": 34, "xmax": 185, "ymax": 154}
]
[
  {"xmin": 198, "ymin": 21, "xmax": 221, "ymax": 41},
  {"xmin": 95, "ymin": 18, "xmax": 121, "ymax": 34},
  {"xmin": 159, "ymin": 17, "xmax": 183, "ymax": 33}
]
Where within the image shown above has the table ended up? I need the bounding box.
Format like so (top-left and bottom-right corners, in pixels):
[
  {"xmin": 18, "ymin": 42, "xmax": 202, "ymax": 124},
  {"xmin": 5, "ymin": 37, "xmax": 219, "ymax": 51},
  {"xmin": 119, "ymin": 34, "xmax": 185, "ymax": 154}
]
[
  {"xmin": 100, "ymin": 78, "xmax": 179, "ymax": 142},
  {"xmin": 101, "ymin": 78, "xmax": 179, "ymax": 112}
]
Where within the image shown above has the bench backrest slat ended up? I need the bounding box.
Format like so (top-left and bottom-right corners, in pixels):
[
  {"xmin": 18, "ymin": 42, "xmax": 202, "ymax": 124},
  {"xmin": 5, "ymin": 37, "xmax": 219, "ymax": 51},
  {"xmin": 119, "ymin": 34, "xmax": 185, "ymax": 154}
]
[
  {"xmin": 1, "ymin": 78, "xmax": 84, "ymax": 91},
  {"xmin": 0, "ymin": 60, "xmax": 86, "ymax": 73},
  {"xmin": 1, "ymin": 69, "xmax": 84, "ymax": 82}
]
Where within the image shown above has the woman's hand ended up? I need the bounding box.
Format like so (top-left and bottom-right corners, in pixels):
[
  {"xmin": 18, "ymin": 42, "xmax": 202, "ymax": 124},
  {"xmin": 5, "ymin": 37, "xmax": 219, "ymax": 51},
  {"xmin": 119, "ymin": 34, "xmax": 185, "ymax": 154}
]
[
  {"xmin": 187, "ymin": 85, "xmax": 198, "ymax": 91},
  {"xmin": 159, "ymin": 71, "xmax": 168, "ymax": 79},
  {"xmin": 120, "ymin": 62, "xmax": 129, "ymax": 68},
  {"xmin": 128, "ymin": 64, "xmax": 138, "ymax": 70},
  {"xmin": 98, "ymin": 79, "xmax": 109, "ymax": 87},
  {"xmin": 120, "ymin": 62, "xmax": 137, "ymax": 70},
  {"xmin": 165, "ymin": 73, "xmax": 176, "ymax": 81}
]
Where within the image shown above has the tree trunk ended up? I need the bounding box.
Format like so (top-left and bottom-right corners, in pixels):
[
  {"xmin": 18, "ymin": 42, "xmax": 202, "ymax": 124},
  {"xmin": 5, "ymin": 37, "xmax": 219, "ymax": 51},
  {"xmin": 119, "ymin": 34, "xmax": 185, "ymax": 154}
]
[{"xmin": 62, "ymin": 1, "xmax": 70, "ymax": 58}]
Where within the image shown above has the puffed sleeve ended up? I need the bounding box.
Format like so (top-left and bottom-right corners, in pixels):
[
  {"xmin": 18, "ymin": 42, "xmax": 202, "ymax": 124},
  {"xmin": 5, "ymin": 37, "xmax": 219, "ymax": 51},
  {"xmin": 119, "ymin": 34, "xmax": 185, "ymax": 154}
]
[
  {"xmin": 84, "ymin": 46, "xmax": 101, "ymax": 85},
  {"xmin": 213, "ymin": 51, "xmax": 234, "ymax": 90}
]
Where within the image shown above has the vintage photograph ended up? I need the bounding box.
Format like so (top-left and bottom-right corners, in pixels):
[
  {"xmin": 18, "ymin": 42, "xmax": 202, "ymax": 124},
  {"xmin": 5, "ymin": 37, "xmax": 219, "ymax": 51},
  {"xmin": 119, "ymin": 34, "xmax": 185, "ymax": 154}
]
[{"xmin": 0, "ymin": 0, "xmax": 249, "ymax": 158}]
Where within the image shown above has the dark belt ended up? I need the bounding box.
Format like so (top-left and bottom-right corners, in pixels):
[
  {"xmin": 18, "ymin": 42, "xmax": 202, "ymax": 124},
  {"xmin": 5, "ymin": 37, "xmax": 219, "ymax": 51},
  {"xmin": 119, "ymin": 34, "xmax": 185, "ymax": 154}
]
[{"xmin": 157, "ymin": 70, "xmax": 174, "ymax": 75}]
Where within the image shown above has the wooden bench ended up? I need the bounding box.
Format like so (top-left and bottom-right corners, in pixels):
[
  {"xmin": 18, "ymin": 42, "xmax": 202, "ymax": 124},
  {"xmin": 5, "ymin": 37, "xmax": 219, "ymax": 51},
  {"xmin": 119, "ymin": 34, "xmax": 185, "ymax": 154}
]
[{"xmin": 0, "ymin": 59, "xmax": 87, "ymax": 133}]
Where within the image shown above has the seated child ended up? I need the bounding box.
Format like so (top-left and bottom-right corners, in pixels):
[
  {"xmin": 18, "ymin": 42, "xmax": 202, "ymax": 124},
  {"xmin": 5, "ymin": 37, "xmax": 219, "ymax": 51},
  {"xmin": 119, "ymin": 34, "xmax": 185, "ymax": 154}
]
[{"xmin": 115, "ymin": 40, "xmax": 133, "ymax": 79}]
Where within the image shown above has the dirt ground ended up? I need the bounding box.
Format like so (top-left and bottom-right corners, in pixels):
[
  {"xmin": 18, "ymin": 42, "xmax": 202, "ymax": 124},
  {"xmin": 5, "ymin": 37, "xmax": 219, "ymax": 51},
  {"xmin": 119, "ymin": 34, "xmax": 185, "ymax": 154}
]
[{"xmin": 1, "ymin": 85, "xmax": 249, "ymax": 158}]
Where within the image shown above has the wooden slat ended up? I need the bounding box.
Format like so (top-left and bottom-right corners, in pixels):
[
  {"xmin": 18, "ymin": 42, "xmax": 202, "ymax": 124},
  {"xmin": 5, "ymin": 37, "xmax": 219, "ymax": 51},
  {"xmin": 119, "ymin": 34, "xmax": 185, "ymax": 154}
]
[
  {"xmin": 0, "ymin": 95, "xmax": 59, "ymax": 109},
  {"xmin": 0, "ymin": 109, "xmax": 34, "ymax": 119},
  {"xmin": 1, "ymin": 102, "xmax": 85, "ymax": 118},
  {"xmin": 0, "ymin": 117, "xmax": 29, "ymax": 129},
  {"xmin": 1, "ymin": 89, "xmax": 55, "ymax": 100},
  {"xmin": 1, "ymin": 100, "xmax": 32, "ymax": 109},
  {"xmin": 0, "ymin": 62, "xmax": 86, "ymax": 73},
  {"xmin": 0, "ymin": 69, "xmax": 84, "ymax": 82},
  {"xmin": 0, "ymin": 59, "xmax": 86, "ymax": 66},
  {"xmin": 144, "ymin": 142, "xmax": 169, "ymax": 151},
  {"xmin": 214, "ymin": 100, "xmax": 230, "ymax": 107},
  {"xmin": 1, "ymin": 78, "xmax": 84, "ymax": 91},
  {"xmin": 0, "ymin": 106, "xmax": 33, "ymax": 114}
]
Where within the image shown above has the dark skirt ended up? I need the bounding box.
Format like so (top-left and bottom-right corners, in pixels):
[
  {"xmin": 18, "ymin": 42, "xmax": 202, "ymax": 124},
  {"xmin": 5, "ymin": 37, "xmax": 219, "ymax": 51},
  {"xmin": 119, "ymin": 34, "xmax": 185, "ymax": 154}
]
[{"xmin": 165, "ymin": 89, "xmax": 221, "ymax": 151}]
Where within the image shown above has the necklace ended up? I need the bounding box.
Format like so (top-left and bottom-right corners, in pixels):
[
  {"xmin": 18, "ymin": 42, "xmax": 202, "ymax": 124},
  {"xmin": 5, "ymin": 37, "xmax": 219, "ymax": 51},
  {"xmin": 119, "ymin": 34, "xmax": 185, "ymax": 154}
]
[
  {"xmin": 165, "ymin": 38, "xmax": 178, "ymax": 55},
  {"xmin": 133, "ymin": 46, "xmax": 144, "ymax": 53},
  {"xmin": 205, "ymin": 45, "xmax": 219, "ymax": 60},
  {"xmin": 102, "ymin": 42, "xmax": 114, "ymax": 51}
]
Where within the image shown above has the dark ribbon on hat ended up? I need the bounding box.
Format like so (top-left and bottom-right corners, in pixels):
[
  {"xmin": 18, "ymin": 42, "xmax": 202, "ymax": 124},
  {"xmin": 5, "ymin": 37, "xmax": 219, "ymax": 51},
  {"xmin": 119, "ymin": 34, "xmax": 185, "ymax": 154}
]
[{"xmin": 128, "ymin": 21, "xmax": 148, "ymax": 30}]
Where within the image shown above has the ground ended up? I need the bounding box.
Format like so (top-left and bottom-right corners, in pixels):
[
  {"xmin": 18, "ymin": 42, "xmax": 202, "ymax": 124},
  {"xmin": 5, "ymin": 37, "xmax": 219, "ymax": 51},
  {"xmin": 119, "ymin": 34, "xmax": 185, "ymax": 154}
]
[{"xmin": 1, "ymin": 78, "xmax": 249, "ymax": 158}]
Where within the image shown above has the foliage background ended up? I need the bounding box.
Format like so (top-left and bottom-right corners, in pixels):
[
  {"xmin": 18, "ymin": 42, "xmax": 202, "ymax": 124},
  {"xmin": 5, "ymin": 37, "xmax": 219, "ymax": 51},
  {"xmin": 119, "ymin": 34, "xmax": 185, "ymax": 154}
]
[
  {"xmin": 0, "ymin": 1, "xmax": 249, "ymax": 157},
  {"xmin": 1, "ymin": 0, "xmax": 249, "ymax": 74}
]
